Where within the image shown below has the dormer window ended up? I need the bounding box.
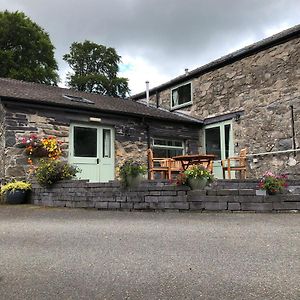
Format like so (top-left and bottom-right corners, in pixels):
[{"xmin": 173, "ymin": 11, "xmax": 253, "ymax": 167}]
[
  {"xmin": 171, "ymin": 82, "xmax": 192, "ymax": 109},
  {"xmin": 63, "ymin": 94, "xmax": 95, "ymax": 105}
]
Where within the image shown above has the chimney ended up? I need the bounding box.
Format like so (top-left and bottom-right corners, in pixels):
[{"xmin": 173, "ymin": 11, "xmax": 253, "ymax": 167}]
[
  {"xmin": 145, "ymin": 81, "xmax": 149, "ymax": 107},
  {"xmin": 185, "ymin": 68, "xmax": 189, "ymax": 75}
]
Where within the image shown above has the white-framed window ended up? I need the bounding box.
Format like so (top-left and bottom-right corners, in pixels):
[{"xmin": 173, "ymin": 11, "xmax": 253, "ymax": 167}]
[
  {"xmin": 171, "ymin": 82, "xmax": 192, "ymax": 109},
  {"xmin": 152, "ymin": 138, "xmax": 184, "ymax": 158}
]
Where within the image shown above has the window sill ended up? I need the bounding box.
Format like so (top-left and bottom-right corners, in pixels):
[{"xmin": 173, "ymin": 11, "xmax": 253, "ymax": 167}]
[{"xmin": 170, "ymin": 101, "xmax": 193, "ymax": 111}]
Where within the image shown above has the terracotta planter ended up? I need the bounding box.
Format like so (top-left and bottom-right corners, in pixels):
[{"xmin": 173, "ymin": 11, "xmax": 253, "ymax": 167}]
[
  {"xmin": 5, "ymin": 190, "xmax": 27, "ymax": 204},
  {"xmin": 188, "ymin": 177, "xmax": 208, "ymax": 190}
]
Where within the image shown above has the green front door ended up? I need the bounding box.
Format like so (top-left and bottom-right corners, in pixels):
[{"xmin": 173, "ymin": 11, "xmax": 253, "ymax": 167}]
[
  {"xmin": 204, "ymin": 120, "xmax": 234, "ymax": 179},
  {"xmin": 69, "ymin": 124, "xmax": 115, "ymax": 182}
]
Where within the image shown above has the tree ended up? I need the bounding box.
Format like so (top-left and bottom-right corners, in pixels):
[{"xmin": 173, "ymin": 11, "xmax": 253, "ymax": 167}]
[
  {"xmin": 0, "ymin": 10, "xmax": 58, "ymax": 85},
  {"xmin": 63, "ymin": 41, "xmax": 130, "ymax": 98}
]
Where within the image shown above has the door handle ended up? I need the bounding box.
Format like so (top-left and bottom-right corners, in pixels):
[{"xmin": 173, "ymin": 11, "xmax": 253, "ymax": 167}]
[{"xmin": 97, "ymin": 158, "xmax": 99, "ymax": 164}]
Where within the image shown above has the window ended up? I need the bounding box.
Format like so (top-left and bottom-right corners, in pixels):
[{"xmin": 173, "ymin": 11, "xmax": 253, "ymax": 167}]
[
  {"xmin": 63, "ymin": 94, "xmax": 95, "ymax": 105},
  {"xmin": 74, "ymin": 126, "xmax": 97, "ymax": 157},
  {"xmin": 152, "ymin": 138, "xmax": 184, "ymax": 158},
  {"xmin": 171, "ymin": 82, "xmax": 192, "ymax": 109}
]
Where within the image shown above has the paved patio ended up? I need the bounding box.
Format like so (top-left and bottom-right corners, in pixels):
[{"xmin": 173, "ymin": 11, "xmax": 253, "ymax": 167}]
[{"xmin": 0, "ymin": 205, "xmax": 299, "ymax": 299}]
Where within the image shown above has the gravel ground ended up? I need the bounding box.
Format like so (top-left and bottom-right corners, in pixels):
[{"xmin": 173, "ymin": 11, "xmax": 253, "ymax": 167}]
[{"xmin": 0, "ymin": 205, "xmax": 299, "ymax": 300}]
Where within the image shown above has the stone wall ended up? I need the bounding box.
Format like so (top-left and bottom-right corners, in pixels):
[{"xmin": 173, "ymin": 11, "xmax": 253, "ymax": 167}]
[
  {"xmin": 3, "ymin": 105, "xmax": 70, "ymax": 179},
  {"xmin": 0, "ymin": 104, "xmax": 5, "ymax": 180},
  {"xmin": 148, "ymin": 37, "xmax": 300, "ymax": 178},
  {"xmin": 1, "ymin": 102, "xmax": 199, "ymax": 181},
  {"xmin": 30, "ymin": 180, "xmax": 300, "ymax": 212}
]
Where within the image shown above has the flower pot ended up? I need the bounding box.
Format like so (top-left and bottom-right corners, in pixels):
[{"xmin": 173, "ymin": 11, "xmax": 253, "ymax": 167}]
[
  {"xmin": 267, "ymin": 190, "xmax": 278, "ymax": 195},
  {"xmin": 256, "ymin": 189, "xmax": 267, "ymax": 196},
  {"xmin": 5, "ymin": 190, "xmax": 27, "ymax": 204},
  {"xmin": 126, "ymin": 175, "xmax": 142, "ymax": 188},
  {"xmin": 188, "ymin": 177, "xmax": 208, "ymax": 190}
]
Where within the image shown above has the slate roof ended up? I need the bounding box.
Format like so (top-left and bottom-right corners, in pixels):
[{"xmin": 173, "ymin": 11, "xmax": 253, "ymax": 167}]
[
  {"xmin": 0, "ymin": 78, "xmax": 201, "ymax": 124},
  {"xmin": 131, "ymin": 24, "xmax": 300, "ymax": 100}
]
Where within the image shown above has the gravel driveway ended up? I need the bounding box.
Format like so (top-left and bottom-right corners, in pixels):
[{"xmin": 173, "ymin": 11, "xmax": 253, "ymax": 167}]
[{"xmin": 0, "ymin": 205, "xmax": 299, "ymax": 299}]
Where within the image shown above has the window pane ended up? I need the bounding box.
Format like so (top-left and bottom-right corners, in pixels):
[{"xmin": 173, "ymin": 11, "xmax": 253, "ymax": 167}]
[
  {"xmin": 172, "ymin": 83, "xmax": 191, "ymax": 107},
  {"xmin": 225, "ymin": 124, "xmax": 230, "ymax": 159},
  {"xmin": 74, "ymin": 127, "xmax": 97, "ymax": 157},
  {"xmin": 103, "ymin": 129, "xmax": 111, "ymax": 158},
  {"xmin": 205, "ymin": 127, "xmax": 221, "ymax": 160},
  {"xmin": 153, "ymin": 148, "xmax": 183, "ymax": 158}
]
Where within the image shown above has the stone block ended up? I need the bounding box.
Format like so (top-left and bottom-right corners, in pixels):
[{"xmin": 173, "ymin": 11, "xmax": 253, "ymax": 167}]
[
  {"xmin": 74, "ymin": 201, "xmax": 88, "ymax": 208},
  {"xmin": 239, "ymin": 189, "xmax": 256, "ymax": 196},
  {"xmin": 108, "ymin": 202, "xmax": 121, "ymax": 209},
  {"xmin": 203, "ymin": 202, "xmax": 227, "ymax": 210},
  {"xmin": 273, "ymin": 202, "xmax": 300, "ymax": 210},
  {"xmin": 189, "ymin": 202, "xmax": 204, "ymax": 210},
  {"xmin": 217, "ymin": 189, "xmax": 239, "ymax": 196},
  {"xmin": 86, "ymin": 201, "xmax": 96, "ymax": 208},
  {"xmin": 95, "ymin": 202, "xmax": 108, "ymax": 209},
  {"xmin": 133, "ymin": 203, "xmax": 150, "ymax": 210},
  {"xmin": 121, "ymin": 203, "xmax": 133, "ymax": 209},
  {"xmin": 228, "ymin": 202, "xmax": 241, "ymax": 211},
  {"xmin": 233, "ymin": 196, "xmax": 264, "ymax": 203},
  {"xmin": 127, "ymin": 195, "xmax": 144, "ymax": 203},
  {"xmin": 149, "ymin": 191, "xmax": 161, "ymax": 196},
  {"xmin": 177, "ymin": 191, "xmax": 187, "ymax": 196},
  {"xmin": 53, "ymin": 201, "xmax": 67, "ymax": 207},
  {"xmin": 161, "ymin": 190, "xmax": 177, "ymax": 196},
  {"xmin": 116, "ymin": 196, "xmax": 127, "ymax": 202},
  {"xmin": 207, "ymin": 190, "xmax": 217, "ymax": 196},
  {"xmin": 241, "ymin": 203, "xmax": 273, "ymax": 211},
  {"xmin": 163, "ymin": 202, "xmax": 189, "ymax": 210},
  {"xmin": 145, "ymin": 196, "xmax": 159, "ymax": 203}
]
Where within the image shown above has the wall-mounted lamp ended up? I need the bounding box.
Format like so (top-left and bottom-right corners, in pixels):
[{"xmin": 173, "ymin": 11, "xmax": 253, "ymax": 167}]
[
  {"xmin": 235, "ymin": 114, "xmax": 241, "ymax": 122},
  {"xmin": 89, "ymin": 117, "xmax": 102, "ymax": 122}
]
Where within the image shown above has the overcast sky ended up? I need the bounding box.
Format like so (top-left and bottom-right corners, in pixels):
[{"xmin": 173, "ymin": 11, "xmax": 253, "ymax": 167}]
[{"xmin": 1, "ymin": 0, "xmax": 300, "ymax": 94}]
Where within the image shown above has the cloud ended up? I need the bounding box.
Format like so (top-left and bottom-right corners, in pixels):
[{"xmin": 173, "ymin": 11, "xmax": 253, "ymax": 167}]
[{"xmin": 1, "ymin": 0, "xmax": 300, "ymax": 93}]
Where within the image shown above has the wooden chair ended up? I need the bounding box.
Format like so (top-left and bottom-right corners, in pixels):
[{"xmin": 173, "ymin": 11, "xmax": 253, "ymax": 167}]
[
  {"xmin": 147, "ymin": 149, "xmax": 170, "ymax": 180},
  {"xmin": 221, "ymin": 148, "xmax": 247, "ymax": 179},
  {"xmin": 167, "ymin": 159, "xmax": 182, "ymax": 179}
]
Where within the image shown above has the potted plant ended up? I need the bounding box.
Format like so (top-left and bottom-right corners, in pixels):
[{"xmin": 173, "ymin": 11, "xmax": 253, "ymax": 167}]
[
  {"xmin": 1, "ymin": 181, "xmax": 31, "ymax": 204},
  {"xmin": 183, "ymin": 165, "xmax": 214, "ymax": 190},
  {"xmin": 34, "ymin": 159, "xmax": 80, "ymax": 186},
  {"xmin": 258, "ymin": 171, "xmax": 288, "ymax": 195},
  {"xmin": 119, "ymin": 160, "xmax": 147, "ymax": 188}
]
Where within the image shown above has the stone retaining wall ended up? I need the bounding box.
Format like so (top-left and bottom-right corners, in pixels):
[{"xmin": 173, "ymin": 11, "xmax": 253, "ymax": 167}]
[{"xmin": 31, "ymin": 180, "xmax": 300, "ymax": 212}]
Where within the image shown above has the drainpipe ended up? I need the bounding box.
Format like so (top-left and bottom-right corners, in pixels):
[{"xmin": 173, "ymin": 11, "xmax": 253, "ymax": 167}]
[
  {"xmin": 156, "ymin": 91, "xmax": 159, "ymax": 108},
  {"xmin": 290, "ymin": 105, "xmax": 296, "ymax": 157},
  {"xmin": 143, "ymin": 117, "xmax": 151, "ymax": 179},
  {"xmin": 146, "ymin": 81, "xmax": 149, "ymax": 107}
]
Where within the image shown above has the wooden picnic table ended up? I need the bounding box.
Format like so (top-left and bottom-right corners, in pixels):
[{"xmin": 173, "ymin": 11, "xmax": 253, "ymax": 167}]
[{"xmin": 172, "ymin": 154, "xmax": 216, "ymax": 173}]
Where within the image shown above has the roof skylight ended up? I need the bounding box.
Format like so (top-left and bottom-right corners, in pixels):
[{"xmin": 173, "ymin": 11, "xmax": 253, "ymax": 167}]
[{"xmin": 63, "ymin": 94, "xmax": 95, "ymax": 104}]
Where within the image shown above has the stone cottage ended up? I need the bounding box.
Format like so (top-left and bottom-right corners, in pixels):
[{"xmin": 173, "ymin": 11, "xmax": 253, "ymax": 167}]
[
  {"xmin": 0, "ymin": 78, "xmax": 201, "ymax": 182},
  {"xmin": 132, "ymin": 25, "xmax": 300, "ymax": 178}
]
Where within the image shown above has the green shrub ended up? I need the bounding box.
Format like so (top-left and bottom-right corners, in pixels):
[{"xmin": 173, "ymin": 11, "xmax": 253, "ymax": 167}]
[{"xmin": 35, "ymin": 159, "xmax": 80, "ymax": 186}]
